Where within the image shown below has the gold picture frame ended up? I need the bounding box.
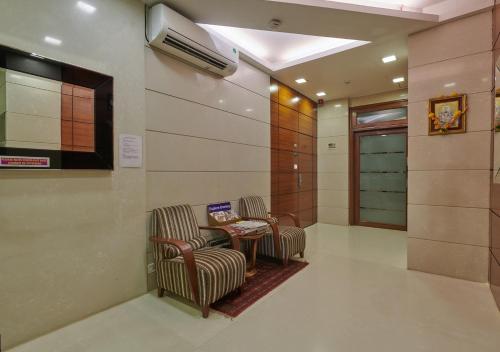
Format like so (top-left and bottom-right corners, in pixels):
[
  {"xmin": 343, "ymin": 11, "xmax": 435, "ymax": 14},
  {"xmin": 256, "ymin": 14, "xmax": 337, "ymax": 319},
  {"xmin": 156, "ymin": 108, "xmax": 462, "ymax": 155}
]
[{"xmin": 428, "ymin": 94, "xmax": 467, "ymax": 135}]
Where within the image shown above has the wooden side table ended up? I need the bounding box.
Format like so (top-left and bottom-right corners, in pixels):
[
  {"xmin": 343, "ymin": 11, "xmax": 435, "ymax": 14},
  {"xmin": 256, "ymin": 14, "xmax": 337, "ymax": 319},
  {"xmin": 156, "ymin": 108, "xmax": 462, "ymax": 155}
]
[{"xmin": 239, "ymin": 228, "xmax": 267, "ymax": 277}]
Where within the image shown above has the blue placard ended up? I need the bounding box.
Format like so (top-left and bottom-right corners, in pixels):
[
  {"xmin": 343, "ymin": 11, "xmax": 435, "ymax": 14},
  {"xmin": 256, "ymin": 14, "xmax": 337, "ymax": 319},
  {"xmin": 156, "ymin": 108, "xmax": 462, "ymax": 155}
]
[{"xmin": 207, "ymin": 202, "xmax": 232, "ymax": 213}]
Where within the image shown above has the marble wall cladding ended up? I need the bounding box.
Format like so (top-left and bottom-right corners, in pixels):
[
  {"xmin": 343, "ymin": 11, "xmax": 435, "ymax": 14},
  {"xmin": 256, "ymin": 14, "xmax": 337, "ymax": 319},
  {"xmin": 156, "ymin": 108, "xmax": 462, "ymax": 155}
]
[
  {"xmin": 0, "ymin": 0, "xmax": 146, "ymax": 349},
  {"xmin": 144, "ymin": 47, "xmax": 271, "ymax": 289},
  {"xmin": 317, "ymin": 99, "xmax": 349, "ymax": 225},
  {"xmin": 407, "ymin": 10, "xmax": 493, "ymax": 282}
]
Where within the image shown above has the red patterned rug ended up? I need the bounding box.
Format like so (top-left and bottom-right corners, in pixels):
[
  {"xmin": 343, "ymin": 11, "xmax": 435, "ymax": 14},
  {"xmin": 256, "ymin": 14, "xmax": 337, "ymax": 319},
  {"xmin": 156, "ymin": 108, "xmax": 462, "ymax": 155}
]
[{"xmin": 211, "ymin": 258, "xmax": 309, "ymax": 317}]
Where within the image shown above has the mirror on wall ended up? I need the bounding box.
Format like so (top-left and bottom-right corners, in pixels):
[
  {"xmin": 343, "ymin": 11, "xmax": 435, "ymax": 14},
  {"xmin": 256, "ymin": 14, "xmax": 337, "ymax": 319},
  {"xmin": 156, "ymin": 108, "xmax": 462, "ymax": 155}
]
[
  {"xmin": 495, "ymin": 57, "xmax": 500, "ymax": 183},
  {"xmin": 0, "ymin": 45, "xmax": 113, "ymax": 170}
]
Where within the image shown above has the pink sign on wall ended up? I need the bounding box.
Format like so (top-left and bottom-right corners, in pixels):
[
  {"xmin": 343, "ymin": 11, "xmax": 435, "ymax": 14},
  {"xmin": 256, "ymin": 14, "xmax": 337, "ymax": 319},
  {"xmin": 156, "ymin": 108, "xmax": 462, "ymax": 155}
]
[{"xmin": 0, "ymin": 156, "xmax": 50, "ymax": 168}]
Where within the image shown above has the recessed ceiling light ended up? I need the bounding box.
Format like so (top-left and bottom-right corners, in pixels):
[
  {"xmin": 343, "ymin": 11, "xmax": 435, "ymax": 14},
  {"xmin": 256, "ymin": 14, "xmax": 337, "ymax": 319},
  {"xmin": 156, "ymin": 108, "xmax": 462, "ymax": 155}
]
[
  {"xmin": 382, "ymin": 55, "xmax": 397, "ymax": 63},
  {"xmin": 316, "ymin": 92, "xmax": 326, "ymax": 97},
  {"xmin": 444, "ymin": 82, "xmax": 456, "ymax": 88},
  {"xmin": 393, "ymin": 77, "xmax": 405, "ymax": 84},
  {"xmin": 295, "ymin": 78, "xmax": 307, "ymax": 84},
  {"xmin": 291, "ymin": 97, "xmax": 300, "ymax": 103},
  {"xmin": 77, "ymin": 1, "xmax": 96, "ymax": 14},
  {"xmin": 44, "ymin": 36, "xmax": 62, "ymax": 46},
  {"xmin": 334, "ymin": 104, "xmax": 342, "ymax": 108},
  {"xmin": 245, "ymin": 108, "xmax": 254, "ymax": 112}
]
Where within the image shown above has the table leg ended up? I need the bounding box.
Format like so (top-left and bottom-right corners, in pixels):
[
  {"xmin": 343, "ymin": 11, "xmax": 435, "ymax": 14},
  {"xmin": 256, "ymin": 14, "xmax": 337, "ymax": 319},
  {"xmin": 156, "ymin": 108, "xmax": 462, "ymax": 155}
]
[{"xmin": 246, "ymin": 239, "xmax": 259, "ymax": 278}]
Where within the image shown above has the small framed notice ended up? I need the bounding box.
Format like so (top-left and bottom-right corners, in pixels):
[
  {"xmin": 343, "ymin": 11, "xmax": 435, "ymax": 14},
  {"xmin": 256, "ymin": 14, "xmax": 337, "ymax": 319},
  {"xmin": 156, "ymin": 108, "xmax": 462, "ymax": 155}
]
[{"xmin": 119, "ymin": 134, "xmax": 142, "ymax": 168}]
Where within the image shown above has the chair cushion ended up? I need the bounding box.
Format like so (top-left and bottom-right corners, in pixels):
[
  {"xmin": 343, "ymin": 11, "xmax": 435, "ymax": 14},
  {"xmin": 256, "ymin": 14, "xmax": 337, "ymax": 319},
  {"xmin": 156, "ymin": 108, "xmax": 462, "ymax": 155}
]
[
  {"xmin": 239, "ymin": 196, "xmax": 268, "ymax": 218},
  {"xmin": 257, "ymin": 225, "xmax": 306, "ymax": 260},
  {"xmin": 157, "ymin": 248, "xmax": 246, "ymax": 307}
]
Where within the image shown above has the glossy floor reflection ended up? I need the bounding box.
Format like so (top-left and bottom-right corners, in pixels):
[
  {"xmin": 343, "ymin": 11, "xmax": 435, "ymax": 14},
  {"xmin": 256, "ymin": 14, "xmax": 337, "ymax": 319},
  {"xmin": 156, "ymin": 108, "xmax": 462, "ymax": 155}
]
[{"xmin": 9, "ymin": 224, "xmax": 500, "ymax": 352}]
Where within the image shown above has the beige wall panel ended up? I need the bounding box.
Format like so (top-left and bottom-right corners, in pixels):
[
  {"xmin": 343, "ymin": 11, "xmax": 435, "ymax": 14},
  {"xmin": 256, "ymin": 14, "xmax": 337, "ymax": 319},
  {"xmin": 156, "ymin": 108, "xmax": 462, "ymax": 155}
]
[
  {"xmin": 145, "ymin": 47, "xmax": 270, "ymax": 124},
  {"xmin": 146, "ymin": 171, "xmax": 270, "ymax": 211},
  {"xmin": 318, "ymin": 99, "xmax": 349, "ymax": 120},
  {"xmin": 317, "ymin": 118, "xmax": 349, "ymax": 138},
  {"xmin": 318, "ymin": 189, "xmax": 349, "ymax": 209},
  {"xmin": 146, "ymin": 131, "xmax": 270, "ymax": 172},
  {"xmin": 146, "ymin": 91, "xmax": 269, "ymax": 147},
  {"xmin": 5, "ymin": 112, "xmax": 61, "ymax": 145},
  {"xmin": 0, "ymin": 0, "xmax": 146, "ymax": 348},
  {"xmin": 224, "ymin": 59, "xmax": 271, "ymax": 97},
  {"xmin": 318, "ymin": 172, "xmax": 349, "ymax": 191},
  {"xmin": 408, "ymin": 204, "xmax": 490, "ymax": 247},
  {"xmin": 407, "ymin": 238, "xmax": 489, "ymax": 282},
  {"xmin": 317, "ymin": 154, "xmax": 349, "ymax": 173},
  {"xmin": 408, "ymin": 170, "xmax": 490, "ymax": 208},
  {"xmin": 6, "ymin": 82, "xmax": 61, "ymax": 118},
  {"xmin": 409, "ymin": 11, "xmax": 492, "ymax": 68},
  {"xmin": 6, "ymin": 69, "xmax": 62, "ymax": 92},
  {"xmin": 317, "ymin": 136, "xmax": 349, "ymax": 155},
  {"xmin": 408, "ymin": 51, "xmax": 493, "ymax": 103},
  {"xmin": 408, "ymin": 131, "xmax": 491, "ymax": 171},
  {"xmin": 317, "ymin": 207, "xmax": 349, "ymax": 226}
]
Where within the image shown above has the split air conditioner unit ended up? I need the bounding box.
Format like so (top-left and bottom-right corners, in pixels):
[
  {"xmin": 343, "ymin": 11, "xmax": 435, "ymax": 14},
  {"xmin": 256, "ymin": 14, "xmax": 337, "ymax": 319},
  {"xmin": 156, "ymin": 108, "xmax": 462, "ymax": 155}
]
[{"xmin": 147, "ymin": 4, "xmax": 239, "ymax": 77}]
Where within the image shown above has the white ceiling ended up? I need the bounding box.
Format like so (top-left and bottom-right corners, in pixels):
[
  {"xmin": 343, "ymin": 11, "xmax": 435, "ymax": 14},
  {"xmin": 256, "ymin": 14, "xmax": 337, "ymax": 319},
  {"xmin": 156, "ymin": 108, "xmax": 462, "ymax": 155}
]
[
  {"xmin": 199, "ymin": 24, "xmax": 370, "ymax": 71},
  {"xmin": 148, "ymin": 0, "xmax": 488, "ymax": 101}
]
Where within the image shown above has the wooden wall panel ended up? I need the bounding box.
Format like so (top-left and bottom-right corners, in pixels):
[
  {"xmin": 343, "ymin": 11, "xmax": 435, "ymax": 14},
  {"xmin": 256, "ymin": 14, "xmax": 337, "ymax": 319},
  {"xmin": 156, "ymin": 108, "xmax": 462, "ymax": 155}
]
[
  {"xmin": 278, "ymin": 151, "xmax": 298, "ymax": 173},
  {"xmin": 299, "ymin": 134, "xmax": 313, "ymax": 154},
  {"xmin": 271, "ymin": 101, "xmax": 279, "ymax": 126},
  {"xmin": 279, "ymin": 105, "xmax": 299, "ymax": 131},
  {"xmin": 279, "ymin": 84, "xmax": 300, "ymax": 110},
  {"xmin": 299, "ymin": 208, "xmax": 314, "ymax": 228},
  {"xmin": 299, "ymin": 98, "xmax": 316, "ymax": 118},
  {"xmin": 270, "ymin": 78, "xmax": 318, "ymax": 229},
  {"xmin": 299, "ymin": 113, "xmax": 313, "ymax": 136},
  {"xmin": 299, "ymin": 191, "xmax": 313, "ymax": 210},
  {"xmin": 279, "ymin": 192, "xmax": 299, "ymax": 213},
  {"xmin": 279, "ymin": 173, "xmax": 299, "ymax": 194},
  {"xmin": 278, "ymin": 128, "xmax": 299, "ymax": 152},
  {"xmin": 61, "ymin": 83, "xmax": 95, "ymax": 152}
]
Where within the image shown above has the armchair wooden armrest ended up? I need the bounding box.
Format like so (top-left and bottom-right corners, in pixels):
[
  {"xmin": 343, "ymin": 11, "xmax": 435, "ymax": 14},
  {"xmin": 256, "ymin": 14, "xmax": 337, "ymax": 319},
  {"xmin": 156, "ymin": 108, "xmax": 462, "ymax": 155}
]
[
  {"xmin": 198, "ymin": 226, "xmax": 240, "ymax": 250},
  {"xmin": 149, "ymin": 236, "xmax": 200, "ymax": 305},
  {"xmin": 268, "ymin": 212, "xmax": 301, "ymax": 228}
]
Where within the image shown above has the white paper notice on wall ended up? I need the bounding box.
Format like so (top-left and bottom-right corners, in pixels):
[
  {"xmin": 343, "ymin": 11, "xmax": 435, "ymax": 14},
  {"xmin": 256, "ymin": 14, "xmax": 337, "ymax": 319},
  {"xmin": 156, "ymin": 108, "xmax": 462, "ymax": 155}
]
[{"xmin": 119, "ymin": 134, "xmax": 143, "ymax": 168}]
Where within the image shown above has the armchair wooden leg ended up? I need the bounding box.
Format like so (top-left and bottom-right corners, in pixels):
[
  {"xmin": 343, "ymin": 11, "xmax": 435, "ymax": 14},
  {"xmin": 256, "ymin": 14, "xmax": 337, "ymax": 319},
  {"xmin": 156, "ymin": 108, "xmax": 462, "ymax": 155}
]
[
  {"xmin": 202, "ymin": 305, "xmax": 210, "ymax": 318},
  {"xmin": 300, "ymin": 251, "xmax": 304, "ymax": 258},
  {"xmin": 282, "ymin": 257, "xmax": 289, "ymax": 266},
  {"xmin": 157, "ymin": 287, "xmax": 165, "ymax": 297}
]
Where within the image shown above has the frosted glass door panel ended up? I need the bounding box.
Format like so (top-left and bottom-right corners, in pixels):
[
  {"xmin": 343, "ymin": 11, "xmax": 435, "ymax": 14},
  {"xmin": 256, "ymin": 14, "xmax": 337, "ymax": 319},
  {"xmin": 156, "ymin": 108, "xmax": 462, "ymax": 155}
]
[{"xmin": 359, "ymin": 133, "xmax": 406, "ymax": 226}]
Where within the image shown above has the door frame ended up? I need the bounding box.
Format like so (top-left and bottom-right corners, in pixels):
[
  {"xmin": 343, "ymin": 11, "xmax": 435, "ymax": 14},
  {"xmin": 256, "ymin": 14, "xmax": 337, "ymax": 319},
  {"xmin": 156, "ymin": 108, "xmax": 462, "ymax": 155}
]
[{"xmin": 349, "ymin": 100, "xmax": 408, "ymax": 230}]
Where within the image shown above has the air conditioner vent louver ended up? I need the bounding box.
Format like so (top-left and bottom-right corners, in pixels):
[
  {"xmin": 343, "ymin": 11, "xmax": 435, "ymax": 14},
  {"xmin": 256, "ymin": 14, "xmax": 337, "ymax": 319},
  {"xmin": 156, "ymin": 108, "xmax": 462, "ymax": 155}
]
[
  {"xmin": 163, "ymin": 35, "xmax": 228, "ymax": 70},
  {"xmin": 147, "ymin": 4, "xmax": 238, "ymax": 77}
]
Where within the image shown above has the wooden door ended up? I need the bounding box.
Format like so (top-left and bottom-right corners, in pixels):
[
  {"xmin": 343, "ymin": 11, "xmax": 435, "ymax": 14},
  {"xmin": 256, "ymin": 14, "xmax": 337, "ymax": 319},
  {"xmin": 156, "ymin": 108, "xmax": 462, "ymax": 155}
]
[{"xmin": 271, "ymin": 78, "xmax": 317, "ymax": 228}]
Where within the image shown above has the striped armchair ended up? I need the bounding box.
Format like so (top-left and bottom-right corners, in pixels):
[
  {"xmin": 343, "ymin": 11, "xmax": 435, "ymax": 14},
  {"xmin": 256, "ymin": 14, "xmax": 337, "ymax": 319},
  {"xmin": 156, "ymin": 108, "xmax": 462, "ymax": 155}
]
[
  {"xmin": 150, "ymin": 204, "xmax": 246, "ymax": 318},
  {"xmin": 239, "ymin": 196, "xmax": 306, "ymax": 265}
]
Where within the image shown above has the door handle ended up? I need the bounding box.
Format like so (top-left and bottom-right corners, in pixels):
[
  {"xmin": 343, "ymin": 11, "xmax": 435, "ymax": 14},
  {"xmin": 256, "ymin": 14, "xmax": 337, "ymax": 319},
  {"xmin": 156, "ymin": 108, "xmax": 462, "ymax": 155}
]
[{"xmin": 298, "ymin": 173, "xmax": 303, "ymax": 189}]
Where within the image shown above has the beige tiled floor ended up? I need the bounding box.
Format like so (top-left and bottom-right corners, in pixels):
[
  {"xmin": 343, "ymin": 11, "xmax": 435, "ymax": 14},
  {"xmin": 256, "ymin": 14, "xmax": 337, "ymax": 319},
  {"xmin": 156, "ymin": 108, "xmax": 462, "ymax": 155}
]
[{"xmin": 9, "ymin": 224, "xmax": 500, "ymax": 352}]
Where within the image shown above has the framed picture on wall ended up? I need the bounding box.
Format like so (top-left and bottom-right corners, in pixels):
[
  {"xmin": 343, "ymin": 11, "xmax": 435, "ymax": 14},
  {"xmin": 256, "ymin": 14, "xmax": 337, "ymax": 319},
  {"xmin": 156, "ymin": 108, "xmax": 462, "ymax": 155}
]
[{"xmin": 428, "ymin": 94, "xmax": 467, "ymax": 135}]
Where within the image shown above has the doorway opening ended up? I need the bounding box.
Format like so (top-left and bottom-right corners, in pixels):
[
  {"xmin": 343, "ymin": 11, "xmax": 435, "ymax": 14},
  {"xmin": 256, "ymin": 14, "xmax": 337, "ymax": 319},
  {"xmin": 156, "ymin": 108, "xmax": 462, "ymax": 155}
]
[{"xmin": 349, "ymin": 100, "xmax": 408, "ymax": 230}]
